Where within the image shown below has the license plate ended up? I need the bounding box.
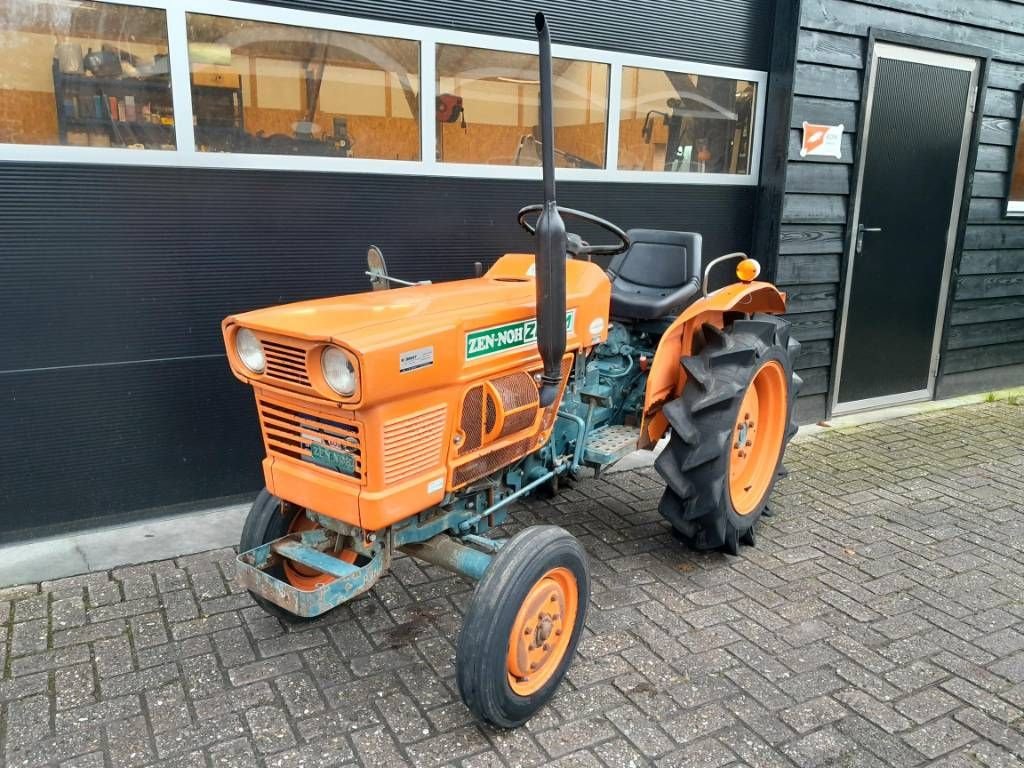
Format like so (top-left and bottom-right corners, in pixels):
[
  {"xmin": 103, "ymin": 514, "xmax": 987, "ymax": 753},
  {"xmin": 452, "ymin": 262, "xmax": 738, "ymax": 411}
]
[{"xmin": 309, "ymin": 442, "xmax": 356, "ymax": 475}]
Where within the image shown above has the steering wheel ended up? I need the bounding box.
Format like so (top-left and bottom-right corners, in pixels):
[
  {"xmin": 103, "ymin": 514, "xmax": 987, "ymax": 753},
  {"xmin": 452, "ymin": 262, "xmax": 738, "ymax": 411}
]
[{"xmin": 517, "ymin": 204, "xmax": 630, "ymax": 258}]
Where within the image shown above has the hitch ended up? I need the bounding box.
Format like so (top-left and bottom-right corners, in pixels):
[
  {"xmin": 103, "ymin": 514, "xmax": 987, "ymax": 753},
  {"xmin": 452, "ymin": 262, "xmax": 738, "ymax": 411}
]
[{"xmin": 236, "ymin": 527, "xmax": 387, "ymax": 617}]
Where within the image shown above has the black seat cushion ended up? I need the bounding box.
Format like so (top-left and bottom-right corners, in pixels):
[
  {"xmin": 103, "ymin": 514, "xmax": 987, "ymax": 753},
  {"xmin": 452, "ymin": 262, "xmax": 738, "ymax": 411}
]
[{"xmin": 607, "ymin": 229, "xmax": 702, "ymax": 320}]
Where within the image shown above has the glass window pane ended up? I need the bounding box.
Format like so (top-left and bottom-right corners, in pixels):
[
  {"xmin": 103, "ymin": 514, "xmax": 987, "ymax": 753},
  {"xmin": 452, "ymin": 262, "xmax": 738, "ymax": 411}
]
[
  {"xmin": 0, "ymin": 0, "xmax": 175, "ymax": 149},
  {"xmin": 186, "ymin": 14, "xmax": 420, "ymax": 160},
  {"xmin": 436, "ymin": 45, "xmax": 608, "ymax": 168},
  {"xmin": 618, "ymin": 66, "xmax": 757, "ymax": 174}
]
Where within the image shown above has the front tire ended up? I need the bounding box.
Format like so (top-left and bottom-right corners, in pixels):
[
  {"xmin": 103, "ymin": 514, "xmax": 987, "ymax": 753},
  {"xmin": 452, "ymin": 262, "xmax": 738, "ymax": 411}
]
[
  {"xmin": 655, "ymin": 314, "xmax": 800, "ymax": 555},
  {"xmin": 457, "ymin": 526, "xmax": 590, "ymax": 728}
]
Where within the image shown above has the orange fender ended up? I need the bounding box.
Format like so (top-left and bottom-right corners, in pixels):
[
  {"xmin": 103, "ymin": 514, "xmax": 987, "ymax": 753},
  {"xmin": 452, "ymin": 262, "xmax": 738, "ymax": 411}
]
[{"xmin": 639, "ymin": 282, "xmax": 787, "ymax": 449}]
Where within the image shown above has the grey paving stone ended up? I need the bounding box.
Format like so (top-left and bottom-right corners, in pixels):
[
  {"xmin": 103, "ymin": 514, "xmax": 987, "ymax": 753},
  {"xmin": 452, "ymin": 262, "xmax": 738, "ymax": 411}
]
[
  {"xmin": 3, "ymin": 402, "xmax": 1024, "ymax": 768},
  {"xmin": 901, "ymin": 716, "xmax": 976, "ymax": 760}
]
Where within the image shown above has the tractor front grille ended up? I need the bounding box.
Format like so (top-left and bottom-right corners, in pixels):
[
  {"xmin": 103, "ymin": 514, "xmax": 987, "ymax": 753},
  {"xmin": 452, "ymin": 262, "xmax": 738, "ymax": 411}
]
[
  {"xmin": 262, "ymin": 340, "xmax": 311, "ymax": 388},
  {"xmin": 382, "ymin": 405, "xmax": 448, "ymax": 485},
  {"xmin": 257, "ymin": 396, "xmax": 363, "ymax": 481}
]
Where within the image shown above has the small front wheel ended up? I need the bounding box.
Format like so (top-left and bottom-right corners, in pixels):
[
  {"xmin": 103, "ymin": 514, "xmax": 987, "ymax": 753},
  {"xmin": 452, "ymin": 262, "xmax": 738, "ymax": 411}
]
[{"xmin": 457, "ymin": 526, "xmax": 590, "ymax": 728}]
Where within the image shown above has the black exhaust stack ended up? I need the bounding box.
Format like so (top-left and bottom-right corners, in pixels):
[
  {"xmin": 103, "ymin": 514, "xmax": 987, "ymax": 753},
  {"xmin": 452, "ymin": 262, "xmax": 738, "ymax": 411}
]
[{"xmin": 533, "ymin": 12, "xmax": 567, "ymax": 408}]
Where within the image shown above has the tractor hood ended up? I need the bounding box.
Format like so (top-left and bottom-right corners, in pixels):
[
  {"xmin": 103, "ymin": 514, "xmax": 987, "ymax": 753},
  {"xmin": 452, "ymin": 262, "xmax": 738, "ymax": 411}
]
[
  {"xmin": 222, "ymin": 254, "xmax": 611, "ymax": 408},
  {"xmin": 231, "ymin": 271, "xmax": 534, "ymax": 345}
]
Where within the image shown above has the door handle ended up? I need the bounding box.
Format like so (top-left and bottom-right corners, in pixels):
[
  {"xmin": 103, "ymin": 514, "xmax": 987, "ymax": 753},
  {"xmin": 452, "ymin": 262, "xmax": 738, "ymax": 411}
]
[{"xmin": 856, "ymin": 224, "xmax": 882, "ymax": 254}]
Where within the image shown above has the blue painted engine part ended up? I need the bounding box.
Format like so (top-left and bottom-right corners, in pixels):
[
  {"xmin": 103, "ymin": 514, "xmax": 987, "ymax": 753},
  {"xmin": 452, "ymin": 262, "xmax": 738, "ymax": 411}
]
[{"xmin": 235, "ymin": 320, "xmax": 658, "ymax": 617}]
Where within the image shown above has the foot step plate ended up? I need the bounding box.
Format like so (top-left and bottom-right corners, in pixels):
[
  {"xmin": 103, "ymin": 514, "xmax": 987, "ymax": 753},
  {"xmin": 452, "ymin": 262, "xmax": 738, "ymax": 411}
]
[{"xmin": 583, "ymin": 425, "xmax": 641, "ymax": 467}]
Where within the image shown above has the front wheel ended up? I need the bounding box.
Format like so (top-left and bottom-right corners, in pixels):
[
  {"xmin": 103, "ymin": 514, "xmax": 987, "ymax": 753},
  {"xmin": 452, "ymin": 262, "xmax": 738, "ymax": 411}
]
[
  {"xmin": 456, "ymin": 526, "xmax": 590, "ymax": 728},
  {"xmin": 655, "ymin": 314, "xmax": 801, "ymax": 555}
]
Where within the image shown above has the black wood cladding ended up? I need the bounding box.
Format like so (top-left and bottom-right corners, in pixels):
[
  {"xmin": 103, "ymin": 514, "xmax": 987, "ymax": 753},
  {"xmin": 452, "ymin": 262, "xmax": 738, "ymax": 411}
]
[{"xmin": 781, "ymin": 0, "xmax": 1024, "ymax": 418}]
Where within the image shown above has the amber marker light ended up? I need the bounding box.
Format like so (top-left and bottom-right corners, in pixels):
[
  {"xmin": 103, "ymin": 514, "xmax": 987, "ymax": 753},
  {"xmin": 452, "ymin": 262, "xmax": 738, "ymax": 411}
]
[{"xmin": 736, "ymin": 258, "xmax": 761, "ymax": 283}]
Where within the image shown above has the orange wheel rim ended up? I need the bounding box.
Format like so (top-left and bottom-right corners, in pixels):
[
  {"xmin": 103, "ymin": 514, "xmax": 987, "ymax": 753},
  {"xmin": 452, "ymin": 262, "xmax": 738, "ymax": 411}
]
[
  {"xmin": 282, "ymin": 512, "xmax": 356, "ymax": 591},
  {"xmin": 507, "ymin": 567, "xmax": 578, "ymax": 696},
  {"xmin": 729, "ymin": 360, "xmax": 787, "ymax": 516}
]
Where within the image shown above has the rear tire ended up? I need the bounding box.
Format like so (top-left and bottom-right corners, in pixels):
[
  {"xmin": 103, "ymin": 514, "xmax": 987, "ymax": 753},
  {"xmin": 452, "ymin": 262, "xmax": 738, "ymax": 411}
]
[
  {"xmin": 457, "ymin": 526, "xmax": 590, "ymax": 728},
  {"xmin": 655, "ymin": 314, "xmax": 800, "ymax": 554}
]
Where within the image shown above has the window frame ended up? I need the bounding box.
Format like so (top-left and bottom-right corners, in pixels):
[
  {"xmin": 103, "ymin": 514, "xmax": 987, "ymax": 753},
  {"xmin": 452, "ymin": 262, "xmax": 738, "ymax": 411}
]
[
  {"xmin": 0, "ymin": 0, "xmax": 767, "ymax": 186},
  {"xmin": 1006, "ymin": 86, "xmax": 1024, "ymax": 217}
]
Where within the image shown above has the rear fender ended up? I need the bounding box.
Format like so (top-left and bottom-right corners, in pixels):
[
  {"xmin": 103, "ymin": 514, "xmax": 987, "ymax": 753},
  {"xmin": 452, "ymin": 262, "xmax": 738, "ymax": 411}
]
[{"xmin": 639, "ymin": 282, "xmax": 786, "ymax": 449}]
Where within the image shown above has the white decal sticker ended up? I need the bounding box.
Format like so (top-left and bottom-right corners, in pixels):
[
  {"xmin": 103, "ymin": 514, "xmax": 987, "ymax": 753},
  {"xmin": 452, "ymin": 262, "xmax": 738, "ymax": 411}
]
[
  {"xmin": 800, "ymin": 122, "xmax": 844, "ymax": 159},
  {"xmin": 400, "ymin": 346, "xmax": 434, "ymax": 373},
  {"xmin": 427, "ymin": 477, "xmax": 444, "ymax": 494}
]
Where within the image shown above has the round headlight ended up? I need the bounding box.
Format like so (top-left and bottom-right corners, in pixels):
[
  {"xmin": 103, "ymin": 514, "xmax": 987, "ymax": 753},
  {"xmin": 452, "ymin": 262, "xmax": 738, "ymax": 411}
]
[
  {"xmin": 235, "ymin": 328, "xmax": 265, "ymax": 373},
  {"xmin": 322, "ymin": 347, "xmax": 357, "ymax": 396}
]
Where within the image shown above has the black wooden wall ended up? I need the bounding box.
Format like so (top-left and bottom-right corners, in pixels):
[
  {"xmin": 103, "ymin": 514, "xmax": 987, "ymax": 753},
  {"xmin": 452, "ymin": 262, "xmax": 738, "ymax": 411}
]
[
  {"xmin": 0, "ymin": 0, "xmax": 775, "ymax": 542},
  {"xmin": 779, "ymin": 0, "xmax": 1024, "ymax": 420}
]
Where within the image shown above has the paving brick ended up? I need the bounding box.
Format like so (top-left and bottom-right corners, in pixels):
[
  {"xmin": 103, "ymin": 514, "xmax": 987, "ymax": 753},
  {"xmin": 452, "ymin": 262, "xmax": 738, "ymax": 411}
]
[
  {"xmin": 405, "ymin": 726, "xmax": 490, "ymax": 768},
  {"xmin": 901, "ymin": 717, "xmax": 975, "ymax": 760},
  {"xmin": 537, "ymin": 715, "xmax": 618, "ymax": 759},
  {"xmin": 656, "ymin": 736, "xmax": 736, "ymax": 768},
  {"xmin": 11, "ymin": 619, "xmax": 49, "ymax": 656},
  {"xmin": 52, "ymin": 618, "xmax": 126, "ymax": 648},
  {"xmin": 93, "ymin": 634, "xmax": 134, "ymax": 678},
  {"xmin": 192, "ymin": 682, "xmax": 274, "ymax": 720},
  {"xmin": 264, "ymin": 734, "xmax": 355, "ymax": 768},
  {"xmin": 128, "ymin": 612, "xmax": 169, "ymax": 649},
  {"xmin": 207, "ymin": 736, "xmax": 258, "ymax": 768},
  {"xmin": 895, "ymin": 687, "xmax": 960, "ymax": 724},
  {"xmin": 245, "ymin": 704, "xmax": 298, "ymax": 754},
  {"xmin": 226, "ymin": 652, "xmax": 303, "ymax": 687},
  {"xmin": 145, "ymin": 682, "xmax": 192, "ymax": 735},
  {"xmin": 351, "ymin": 725, "xmax": 408, "ymax": 768},
  {"xmin": 105, "ymin": 714, "xmax": 154, "ymax": 767},
  {"xmin": 54, "ymin": 662, "xmax": 96, "ymax": 709},
  {"xmin": 153, "ymin": 712, "xmax": 247, "ymax": 759}
]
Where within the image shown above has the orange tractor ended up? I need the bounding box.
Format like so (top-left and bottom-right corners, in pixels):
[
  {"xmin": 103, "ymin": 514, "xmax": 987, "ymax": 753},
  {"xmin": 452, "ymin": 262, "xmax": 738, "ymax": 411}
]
[{"xmin": 223, "ymin": 14, "xmax": 800, "ymax": 727}]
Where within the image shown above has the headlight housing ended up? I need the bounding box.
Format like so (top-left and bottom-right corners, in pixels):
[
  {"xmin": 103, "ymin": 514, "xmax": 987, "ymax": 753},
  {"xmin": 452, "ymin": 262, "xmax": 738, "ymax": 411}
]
[
  {"xmin": 235, "ymin": 328, "xmax": 266, "ymax": 373},
  {"xmin": 322, "ymin": 346, "xmax": 357, "ymax": 396}
]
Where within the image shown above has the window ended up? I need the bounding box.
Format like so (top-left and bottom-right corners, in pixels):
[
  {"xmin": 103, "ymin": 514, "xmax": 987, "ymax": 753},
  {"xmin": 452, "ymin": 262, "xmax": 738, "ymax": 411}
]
[
  {"xmin": 0, "ymin": 0, "xmax": 175, "ymax": 149},
  {"xmin": 1008, "ymin": 88, "xmax": 1024, "ymax": 216},
  {"xmin": 185, "ymin": 14, "xmax": 420, "ymax": 160},
  {"xmin": 617, "ymin": 65, "xmax": 757, "ymax": 174},
  {"xmin": 0, "ymin": 1, "xmax": 765, "ymax": 183},
  {"xmin": 436, "ymin": 44, "xmax": 608, "ymax": 168}
]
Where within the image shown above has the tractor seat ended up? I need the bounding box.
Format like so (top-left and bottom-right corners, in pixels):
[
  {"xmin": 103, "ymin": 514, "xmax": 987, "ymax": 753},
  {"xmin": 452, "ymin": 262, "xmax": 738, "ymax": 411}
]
[{"xmin": 607, "ymin": 229, "xmax": 702, "ymax": 321}]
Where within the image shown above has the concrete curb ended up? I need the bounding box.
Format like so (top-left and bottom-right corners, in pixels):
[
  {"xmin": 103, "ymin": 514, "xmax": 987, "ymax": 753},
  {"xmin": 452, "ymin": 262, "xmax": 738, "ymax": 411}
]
[{"xmin": 1, "ymin": 388, "xmax": 1018, "ymax": 587}]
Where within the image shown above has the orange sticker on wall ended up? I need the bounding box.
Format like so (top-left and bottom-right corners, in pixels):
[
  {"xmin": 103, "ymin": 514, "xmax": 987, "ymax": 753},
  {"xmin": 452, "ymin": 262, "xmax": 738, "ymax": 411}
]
[{"xmin": 800, "ymin": 122, "xmax": 844, "ymax": 158}]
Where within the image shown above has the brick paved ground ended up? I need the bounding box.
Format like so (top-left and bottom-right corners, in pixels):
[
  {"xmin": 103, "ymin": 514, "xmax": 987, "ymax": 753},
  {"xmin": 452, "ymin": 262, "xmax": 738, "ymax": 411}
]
[{"xmin": 3, "ymin": 401, "xmax": 1024, "ymax": 768}]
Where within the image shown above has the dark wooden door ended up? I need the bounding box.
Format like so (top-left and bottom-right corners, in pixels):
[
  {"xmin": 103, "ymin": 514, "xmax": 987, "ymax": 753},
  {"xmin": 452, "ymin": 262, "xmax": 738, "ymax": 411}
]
[{"xmin": 835, "ymin": 43, "xmax": 978, "ymax": 412}]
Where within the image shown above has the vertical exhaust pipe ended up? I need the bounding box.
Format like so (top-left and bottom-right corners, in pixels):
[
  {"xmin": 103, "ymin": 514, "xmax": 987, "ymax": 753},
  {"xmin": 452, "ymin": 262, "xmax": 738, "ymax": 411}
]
[{"xmin": 533, "ymin": 12, "xmax": 567, "ymax": 408}]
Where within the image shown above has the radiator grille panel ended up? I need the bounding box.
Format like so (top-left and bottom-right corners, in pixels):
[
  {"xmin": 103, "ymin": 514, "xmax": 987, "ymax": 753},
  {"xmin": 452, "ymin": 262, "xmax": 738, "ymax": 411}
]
[
  {"xmin": 383, "ymin": 404, "xmax": 447, "ymax": 485},
  {"xmin": 262, "ymin": 340, "xmax": 311, "ymax": 388},
  {"xmin": 453, "ymin": 436, "xmax": 535, "ymax": 488},
  {"xmin": 459, "ymin": 386, "xmax": 484, "ymax": 454},
  {"xmin": 257, "ymin": 397, "xmax": 362, "ymax": 480}
]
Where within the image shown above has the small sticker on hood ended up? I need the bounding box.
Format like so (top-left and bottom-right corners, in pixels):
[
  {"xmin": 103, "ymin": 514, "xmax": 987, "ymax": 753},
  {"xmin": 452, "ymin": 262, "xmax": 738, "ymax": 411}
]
[{"xmin": 400, "ymin": 346, "xmax": 434, "ymax": 373}]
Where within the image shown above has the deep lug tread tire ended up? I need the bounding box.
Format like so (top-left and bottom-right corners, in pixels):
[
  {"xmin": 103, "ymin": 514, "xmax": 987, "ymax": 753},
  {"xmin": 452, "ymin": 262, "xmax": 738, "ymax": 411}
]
[
  {"xmin": 656, "ymin": 314, "xmax": 800, "ymax": 554},
  {"xmin": 238, "ymin": 489, "xmax": 316, "ymax": 625},
  {"xmin": 457, "ymin": 526, "xmax": 590, "ymax": 728}
]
